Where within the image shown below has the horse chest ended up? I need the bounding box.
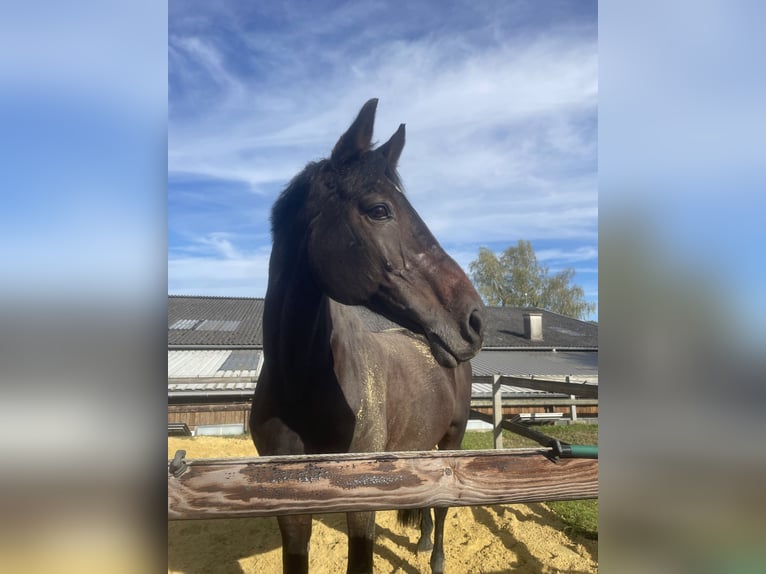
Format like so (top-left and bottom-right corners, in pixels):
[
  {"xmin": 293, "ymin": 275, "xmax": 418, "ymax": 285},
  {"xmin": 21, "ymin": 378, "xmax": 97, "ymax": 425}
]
[{"xmin": 330, "ymin": 347, "xmax": 388, "ymax": 451}]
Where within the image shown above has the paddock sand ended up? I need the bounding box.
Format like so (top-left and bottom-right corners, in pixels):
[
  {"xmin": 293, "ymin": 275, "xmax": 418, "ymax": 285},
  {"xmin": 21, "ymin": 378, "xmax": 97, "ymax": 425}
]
[{"xmin": 168, "ymin": 436, "xmax": 597, "ymax": 574}]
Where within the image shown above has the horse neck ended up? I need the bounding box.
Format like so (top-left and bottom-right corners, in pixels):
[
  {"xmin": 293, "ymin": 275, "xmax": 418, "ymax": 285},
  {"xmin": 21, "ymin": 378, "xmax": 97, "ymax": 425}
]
[{"xmin": 262, "ymin": 232, "xmax": 336, "ymax": 389}]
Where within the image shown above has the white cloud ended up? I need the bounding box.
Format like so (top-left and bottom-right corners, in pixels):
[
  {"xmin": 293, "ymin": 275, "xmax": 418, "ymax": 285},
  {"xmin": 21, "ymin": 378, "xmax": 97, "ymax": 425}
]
[
  {"xmin": 536, "ymin": 246, "xmax": 599, "ymax": 264},
  {"xmin": 168, "ymin": 251, "xmax": 271, "ymax": 297},
  {"xmin": 170, "ymin": 28, "xmax": 596, "ymax": 232},
  {"xmin": 197, "ymin": 232, "xmax": 241, "ymax": 260},
  {"xmin": 168, "ymin": 4, "xmax": 597, "ymax": 298},
  {"xmin": 168, "ymin": 230, "xmax": 272, "ymax": 296}
]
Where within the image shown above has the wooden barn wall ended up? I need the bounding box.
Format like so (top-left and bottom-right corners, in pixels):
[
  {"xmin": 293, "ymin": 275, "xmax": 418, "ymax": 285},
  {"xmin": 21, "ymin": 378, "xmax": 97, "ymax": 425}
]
[
  {"xmin": 168, "ymin": 400, "xmax": 597, "ymax": 433},
  {"xmin": 471, "ymin": 405, "xmax": 598, "ymax": 418},
  {"xmin": 168, "ymin": 402, "xmax": 251, "ymax": 430}
]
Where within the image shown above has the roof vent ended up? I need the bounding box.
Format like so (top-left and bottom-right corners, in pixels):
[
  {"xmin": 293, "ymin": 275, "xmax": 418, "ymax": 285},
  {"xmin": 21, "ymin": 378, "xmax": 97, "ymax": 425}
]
[{"xmin": 522, "ymin": 312, "xmax": 543, "ymax": 342}]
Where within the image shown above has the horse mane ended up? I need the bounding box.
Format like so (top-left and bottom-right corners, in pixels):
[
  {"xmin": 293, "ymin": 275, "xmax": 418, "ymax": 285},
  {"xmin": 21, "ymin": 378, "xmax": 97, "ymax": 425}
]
[{"xmin": 270, "ymin": 160, "xmax": 324, "ymax": 240}]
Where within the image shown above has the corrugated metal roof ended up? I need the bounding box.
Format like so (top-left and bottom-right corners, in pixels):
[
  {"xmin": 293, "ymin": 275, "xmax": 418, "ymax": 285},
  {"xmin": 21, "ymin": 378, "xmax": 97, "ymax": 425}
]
[
  {"xmin": 168, "ymin": 350, "xmax": 262, "ymax": 379},
  {"xmin": 471, "ymin": 349, "xmax": 598, "ymax": 382},
  {"xmin": 167, "ymin": 379, "xmax": 548, "ymax": 398},
  {"xmin": 471, "ymin": 382, "xmax": 558, "ymax": 398},
  {"xmin": 168, "ymin": 380, "xmax": 256, "ymax": 393},
  {"xmin": 167, "ymin": 348, "xmax": 596, "ymax": 400},
  {"xmin": 220, "ymin": 349, "xmax": 262, "ymax": 371},
  {"xmin": 168, "ymin": 349, "xmax": 595, "ymax": 382},
  {"xmin": 169, "ymin": 348, "xmax": 594, "ymax": 381}
]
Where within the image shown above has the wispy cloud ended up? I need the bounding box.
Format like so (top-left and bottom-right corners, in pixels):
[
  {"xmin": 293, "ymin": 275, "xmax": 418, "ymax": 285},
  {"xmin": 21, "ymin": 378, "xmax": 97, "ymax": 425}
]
[
  {"xmin": 168, "ymin": 1, "xmax": 598, "ymax": 317},
  {"xmin": 196, "ymin": 232, "xmax": 241, "ymax": 260},
  {"xmin": 168, "ymin": 255, "xmax": 270, "ymax": 297},
  {"xmin": 168, "ymin": 4, "xmax": 596, "ymax": 185},
  {"xmin": 168, "ymin": 233, "xmax": 271, "ymax": 296},
  {"xmin": 536, "ymin": 246, "xmax": 599, "ymax": 264}
]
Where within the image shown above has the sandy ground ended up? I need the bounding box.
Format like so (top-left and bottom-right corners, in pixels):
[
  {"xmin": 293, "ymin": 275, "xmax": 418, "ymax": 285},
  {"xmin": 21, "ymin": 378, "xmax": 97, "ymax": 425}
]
[{"xmin": 168, "ymin": 436, "xmax": 597, "ymax": 573}]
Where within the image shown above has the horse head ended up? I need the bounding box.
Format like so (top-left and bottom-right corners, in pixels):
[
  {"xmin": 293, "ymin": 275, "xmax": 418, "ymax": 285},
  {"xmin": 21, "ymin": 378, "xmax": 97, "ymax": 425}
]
[{"xmin": 304, "ymin": 99, "xmax": 485, "ymax": 368}]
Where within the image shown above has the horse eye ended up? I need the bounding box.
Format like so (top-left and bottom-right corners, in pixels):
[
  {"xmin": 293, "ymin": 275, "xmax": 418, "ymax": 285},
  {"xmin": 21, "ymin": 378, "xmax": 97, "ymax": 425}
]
[{"xmin": 367, "ymin": 204, "xmax": 391, "ymax": 220}]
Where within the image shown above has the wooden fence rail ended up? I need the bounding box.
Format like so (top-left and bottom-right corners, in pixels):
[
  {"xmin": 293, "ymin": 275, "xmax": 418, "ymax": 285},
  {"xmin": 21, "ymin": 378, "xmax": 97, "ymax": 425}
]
[
  {"xmin": 473, "ymin": 375, "xmax": 598, "ymax": 399},
  {"xmin": 168, "ymin": 448, "xmax": 598, "ymax": 520}
]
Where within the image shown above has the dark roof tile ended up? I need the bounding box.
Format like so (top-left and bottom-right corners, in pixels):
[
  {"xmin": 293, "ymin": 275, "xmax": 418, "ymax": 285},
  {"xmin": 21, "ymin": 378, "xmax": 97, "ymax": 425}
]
[{"xmin": 168, "ymin": 296, "xmax": 597, "ymax": 349}]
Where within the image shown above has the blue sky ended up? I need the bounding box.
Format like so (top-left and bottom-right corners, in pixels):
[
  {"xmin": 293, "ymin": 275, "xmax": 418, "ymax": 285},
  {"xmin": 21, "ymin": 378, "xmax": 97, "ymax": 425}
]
[{"xmin": 168, "ymin": 0, "xmax": 598, "ymax": 320}]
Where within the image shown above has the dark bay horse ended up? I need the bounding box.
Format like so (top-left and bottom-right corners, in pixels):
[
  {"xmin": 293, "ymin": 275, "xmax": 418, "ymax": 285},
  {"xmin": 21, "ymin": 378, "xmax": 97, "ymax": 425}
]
[{"xmin": 250, "ymin": 99, "xmax": 485, "ymax": 574}]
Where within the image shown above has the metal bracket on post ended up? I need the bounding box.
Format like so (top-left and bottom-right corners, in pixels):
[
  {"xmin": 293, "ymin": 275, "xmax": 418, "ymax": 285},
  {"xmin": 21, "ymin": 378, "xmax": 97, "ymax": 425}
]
[{"xmin": 170, "ymin": 450, "xmax": 188, "ymax": 477}]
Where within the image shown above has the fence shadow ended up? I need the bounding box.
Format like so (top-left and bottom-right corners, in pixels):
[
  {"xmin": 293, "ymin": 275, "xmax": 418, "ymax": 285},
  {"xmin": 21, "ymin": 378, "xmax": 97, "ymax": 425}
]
[
  {"xmin": 524, "ymin": 502, "xmax": 598, "ymax": 562},
  {"xmin": 168, "ymin": 504, "xmax": 596, "ymax": 573},
  {"xmin": 313, "ymin": 512, "xmax": 421, "ymax": 574},
  {"xmin": 168, "ymin": 516, "xmax": 281, "ymax": 574},
  {"xmin": 168, "ymin": 512, "xmax": 422, "ymax": 574},
  {"xmin": 469, "ymin": 503, "xmax": 597, "ymax": 574}
]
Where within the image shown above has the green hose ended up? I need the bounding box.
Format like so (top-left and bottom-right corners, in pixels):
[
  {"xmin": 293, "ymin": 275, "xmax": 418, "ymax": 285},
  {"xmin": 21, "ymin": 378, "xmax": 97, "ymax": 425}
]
[
  {"xmin": 560, "ymin": 444, "xmax": 598, "ymax": 459},
  {"xmin": 499, "ymin": 416, "xmax": 598, "ymax": 459}
]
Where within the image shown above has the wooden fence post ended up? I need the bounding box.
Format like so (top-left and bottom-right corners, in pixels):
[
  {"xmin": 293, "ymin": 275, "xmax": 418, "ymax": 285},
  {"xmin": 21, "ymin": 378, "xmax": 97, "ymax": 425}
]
[
  {"xmin": 570, "ymin": 395, "xmax": 578, "ymax": 421},
  {"xmin": 566, "ymin": 376, "xmax": 578, "ymax": 421},
  {"xmin": 492, "ymin": 374, "xmax": 503, "ymax": 449}
]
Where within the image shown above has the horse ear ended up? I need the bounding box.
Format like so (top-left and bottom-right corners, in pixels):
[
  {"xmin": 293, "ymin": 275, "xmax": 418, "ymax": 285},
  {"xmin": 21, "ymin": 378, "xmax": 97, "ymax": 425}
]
[
  {"xmin": 331, "ymin": 98, "xmax": 378, "ymax": 167},
  {"xmin": 378, "ymin": 123, "xmax": 405, "ymax": 168}
]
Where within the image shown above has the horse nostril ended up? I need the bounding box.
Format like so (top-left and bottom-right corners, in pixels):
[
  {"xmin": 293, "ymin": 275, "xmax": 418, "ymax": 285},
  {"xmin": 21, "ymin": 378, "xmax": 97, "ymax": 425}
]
[{"xmin": 468, "ymin": 308, "xmax": 484, "ymax": 339}]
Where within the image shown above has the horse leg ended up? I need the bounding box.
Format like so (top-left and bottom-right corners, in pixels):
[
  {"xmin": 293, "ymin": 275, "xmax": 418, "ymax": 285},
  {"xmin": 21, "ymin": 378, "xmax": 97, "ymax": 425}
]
[
  {"xmin": 396, "ymin": 508, "xmax": 432, "ymax": 552},
  {"xmin": 417, "ymin": 508, "xmax": 434, "ymax": 552},
  {"xmin": 346, "ymin": 510, "xmax": 376, "ymax": 574},
  {"xmin": 278, "ymin": 514, "xmax": 313, "ymax": 574},
  {"xmin": 429, "ymin": 507, "xmax": 448, "ymax": 574}
]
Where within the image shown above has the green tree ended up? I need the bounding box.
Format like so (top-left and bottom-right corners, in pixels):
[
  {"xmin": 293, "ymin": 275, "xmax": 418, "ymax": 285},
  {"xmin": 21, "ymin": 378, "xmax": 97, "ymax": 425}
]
[{"xmin": 468, "ymin": 240, "xmax": 596, "ymax": 319}]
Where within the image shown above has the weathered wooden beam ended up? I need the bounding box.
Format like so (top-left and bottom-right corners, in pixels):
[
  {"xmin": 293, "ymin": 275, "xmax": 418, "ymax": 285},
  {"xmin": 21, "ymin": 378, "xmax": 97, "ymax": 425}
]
[
  {"xmin": 470, "ymin": 397, "xmax": 598, "ymax": 408},
  {"xmin": 498, "ymin": 376, "xmax": 598, "ymax": 398},
  {"xmin": 168, "ymin": 449, "xmax": 598, "ymax": 520},
  {"xmin": 168, "ymin": 403, "xmax": 251, "ymax": 412}
]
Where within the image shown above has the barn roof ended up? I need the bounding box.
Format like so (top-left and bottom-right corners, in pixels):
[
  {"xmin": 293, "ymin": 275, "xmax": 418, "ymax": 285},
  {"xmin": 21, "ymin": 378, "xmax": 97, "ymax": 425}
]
[
  {"xmin": 168, "ymin": 295, "xmax": 597, "ymax": 349},
  {"xmin": 168, "ymin": 296, "xmax": 263, "ymax": 347},
  {"xmin": 167, "ymin": 348, "xmax": 596, "ymax": 386},
  {"xmin": 168, "ymin": 296, "xmax": 598, "ymax": 400}
]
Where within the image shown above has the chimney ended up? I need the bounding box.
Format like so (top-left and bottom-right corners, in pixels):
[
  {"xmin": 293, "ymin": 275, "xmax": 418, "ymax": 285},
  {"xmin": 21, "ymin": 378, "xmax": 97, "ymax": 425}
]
[{"xmin": 522, "ymin": 312, "xmax": 543, "ymax": 342}]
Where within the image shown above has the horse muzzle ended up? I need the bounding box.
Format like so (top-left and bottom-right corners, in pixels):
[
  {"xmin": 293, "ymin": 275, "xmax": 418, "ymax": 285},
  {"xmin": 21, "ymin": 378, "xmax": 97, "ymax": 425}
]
[{"xmin": 424, "ymin": 305, "xmax": 485, "ymax": 368}]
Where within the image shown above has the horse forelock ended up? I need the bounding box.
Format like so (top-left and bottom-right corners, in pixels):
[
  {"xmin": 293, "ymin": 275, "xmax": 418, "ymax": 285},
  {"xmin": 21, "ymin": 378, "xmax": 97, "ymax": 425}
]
[
  {"xmin": 331, "ymin": 149, "xmax": 404, "ymax": 199},
  {"xmin": 271, "ymin": 149, "xmax": 404, "ymax": 238},
  {"xmin": 269, "ymin": 148, "xmax": 406, "ymax": 254}
]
